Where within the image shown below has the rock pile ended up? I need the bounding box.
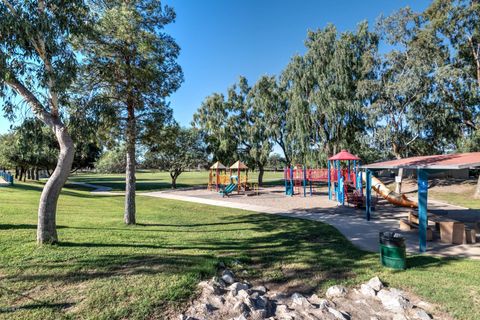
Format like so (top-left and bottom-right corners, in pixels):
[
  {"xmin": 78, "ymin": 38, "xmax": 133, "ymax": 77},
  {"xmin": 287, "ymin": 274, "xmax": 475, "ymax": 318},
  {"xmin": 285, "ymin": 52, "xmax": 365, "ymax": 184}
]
[{"xmin": 179, "ymin": 270, "xmax": 434, "ymax": 320}]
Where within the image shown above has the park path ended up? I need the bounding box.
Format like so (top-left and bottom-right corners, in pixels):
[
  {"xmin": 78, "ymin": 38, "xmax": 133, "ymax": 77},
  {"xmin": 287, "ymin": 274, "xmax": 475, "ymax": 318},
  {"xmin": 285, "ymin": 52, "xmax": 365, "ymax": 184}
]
[{"xmin": 69, "ymin": 182, "xmax": 480, "ymax": 258}]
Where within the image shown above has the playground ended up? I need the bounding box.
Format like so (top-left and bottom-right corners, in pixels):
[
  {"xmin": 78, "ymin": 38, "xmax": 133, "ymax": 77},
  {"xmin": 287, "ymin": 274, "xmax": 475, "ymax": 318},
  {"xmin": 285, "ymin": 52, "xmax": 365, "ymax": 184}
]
[{"xmin": 158, "ymin": 150, "xmax": 480, "ymax": 259}]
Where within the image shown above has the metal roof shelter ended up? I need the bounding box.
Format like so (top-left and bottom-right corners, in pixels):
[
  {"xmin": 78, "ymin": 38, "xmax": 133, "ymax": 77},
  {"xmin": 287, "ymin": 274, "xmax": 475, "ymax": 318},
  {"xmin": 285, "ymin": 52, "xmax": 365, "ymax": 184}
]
[{"xmin": 361, "ymin": 152, "xmax": 480, "ymax": 252}]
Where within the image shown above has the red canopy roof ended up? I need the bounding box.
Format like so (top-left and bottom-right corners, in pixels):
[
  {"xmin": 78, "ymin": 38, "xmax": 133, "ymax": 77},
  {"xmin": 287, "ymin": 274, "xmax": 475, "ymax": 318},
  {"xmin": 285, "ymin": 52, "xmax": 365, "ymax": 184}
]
[{"xmin": 329, "ymin": 150, "xmax": 361, "ymax": 161}]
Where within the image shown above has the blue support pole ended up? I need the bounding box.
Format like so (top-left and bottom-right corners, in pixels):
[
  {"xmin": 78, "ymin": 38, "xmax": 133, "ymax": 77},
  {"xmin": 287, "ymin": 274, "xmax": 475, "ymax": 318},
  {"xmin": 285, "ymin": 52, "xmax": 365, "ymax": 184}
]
[
  {"xmin": 417, "ymin": 169, "xmax": 429, "ymax": 253},
  {"xmin": 303, "ymin": 166, "xmax": 307, "ymax": 197},
  {"xmin": 365, "ymin": 169, "xmax": 372, "ymax": 221},
  {"xmin": 290, "ymin": 166, "xmax": 294, "ymax": 196},
  {"xmin": 284, "ymin": 167, "xmax": 288, "ymax": 195},
  {"xmin": 328, "ymin": 160, "xmax": 331, "ymax": 200}
]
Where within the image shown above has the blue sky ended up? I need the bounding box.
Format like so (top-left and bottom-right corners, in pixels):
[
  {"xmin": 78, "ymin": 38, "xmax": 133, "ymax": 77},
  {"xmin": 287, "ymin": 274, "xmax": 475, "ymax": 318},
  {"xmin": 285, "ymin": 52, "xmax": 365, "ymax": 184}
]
[{"xmin": 0, "ymin": 0, "xmax": 430, "ymax": 133}]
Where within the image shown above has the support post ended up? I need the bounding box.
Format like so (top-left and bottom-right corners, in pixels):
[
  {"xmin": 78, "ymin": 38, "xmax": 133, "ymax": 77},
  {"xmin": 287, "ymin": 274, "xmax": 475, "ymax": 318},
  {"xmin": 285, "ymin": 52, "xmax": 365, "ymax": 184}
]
[
  {"xmin": 417, "ymin": 169, "xmax": 429, "ymax": 253},
  {"xmin": 328, "ymin": 161, "xmax": 331, "ymax": 200},
  {"xmin": 284, "ymin": 167, "xmax": 288, "ymax": 195},
  {"xmin": 290, "ymin": 166, "xmax": 293, "ymax": 196},
  {"xmin": 303, "ymin": 166, "xmax": 307, "ymax": 197},
  {"xmin": 365, "ymin": 169, "xmax": 372, "ymax": 221},
  {"xmin": 348, "ymin": 160, "xmax": 351, "ymax": 181}
]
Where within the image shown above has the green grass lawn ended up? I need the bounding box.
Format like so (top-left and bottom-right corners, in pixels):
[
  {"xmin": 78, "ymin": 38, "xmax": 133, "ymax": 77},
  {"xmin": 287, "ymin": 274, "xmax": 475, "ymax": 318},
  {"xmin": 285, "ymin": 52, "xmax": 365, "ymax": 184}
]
[
  {"xmin": 68, "ymin": 170, "xmax": 284, "ymax": 192},
  {"xmin": 1, "ymin": 182, "xmax": 480, "ymax": 319}
]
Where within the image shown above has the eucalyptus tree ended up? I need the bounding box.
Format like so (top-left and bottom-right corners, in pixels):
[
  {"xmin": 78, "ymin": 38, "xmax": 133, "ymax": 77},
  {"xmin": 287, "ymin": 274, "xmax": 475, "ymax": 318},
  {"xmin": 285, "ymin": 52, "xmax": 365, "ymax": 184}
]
[
  {"xmin": 375, "ymin": 7, "xmax": 466, "ymax": 192},
  {"xmin": 422, "ymin": 0, "xmax": 480, "ymax": 197},
  {"xmin": 143, "ymin": 126, "xmax": 207, "ymax": 188},
  {"xmin": 79, "ymin": 0, "xmax": 183, "ymax": 224},
  {"xmin": 282, "ymin": 22, "xmax": 378, "ymax": 165},
  {"xmin": 232, "ymin": 76, "xmax": 273, "ymax": 185},
  {"xmin": 192, "ymin": 93, "xmax": 238, "ymax": 165},
  {"xmin": 253, "ymin": 76, "xmax": 293, "ymax": 165},
  {"xmin": 0, "ymin": 0, "xmax": 90, "ymax": 244}
]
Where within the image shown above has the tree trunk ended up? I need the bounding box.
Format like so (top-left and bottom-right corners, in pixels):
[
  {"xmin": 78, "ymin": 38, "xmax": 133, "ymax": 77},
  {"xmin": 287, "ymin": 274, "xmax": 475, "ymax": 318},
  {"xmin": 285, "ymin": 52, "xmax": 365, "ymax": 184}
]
[
  {"xmin": 15, "ymin": 167, "xmax": 19, "ymax": 179},
  {"xmin": 258, "ymin": 165, "xmax": 265, "ymax": 186},
  {"xmin": 37, "ymin": 124, "xmax": 75, "ymax": 244},
  {"xmin": 171, "ymin": 176, "xmax": 177, "ymax": 189},
  {"xmin": 474, "ymin": 174, "xmax": 480, "ymax": 199},
  {"xmin": 27, "ymin": 168, "xmax": 31, "ymax": 180},
  {"xmin": 124, "ymin": 103, "xmax": 136, "ymax": 225}
]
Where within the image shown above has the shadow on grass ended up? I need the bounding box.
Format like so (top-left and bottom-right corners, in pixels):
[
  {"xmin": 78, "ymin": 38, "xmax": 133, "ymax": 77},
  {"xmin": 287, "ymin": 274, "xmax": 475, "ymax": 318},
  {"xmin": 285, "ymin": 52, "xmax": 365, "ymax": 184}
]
[{"xmin": 2, "ymin": 212, "xmax": 460, "ymax": 302}]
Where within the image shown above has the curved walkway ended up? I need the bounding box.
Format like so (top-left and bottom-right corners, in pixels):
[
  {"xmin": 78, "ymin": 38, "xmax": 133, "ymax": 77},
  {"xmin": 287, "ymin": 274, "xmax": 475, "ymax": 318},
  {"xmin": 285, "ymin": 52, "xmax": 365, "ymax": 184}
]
[{"xmin": 70, "ymin": 182, "xmax": 480, "ymax": 258}]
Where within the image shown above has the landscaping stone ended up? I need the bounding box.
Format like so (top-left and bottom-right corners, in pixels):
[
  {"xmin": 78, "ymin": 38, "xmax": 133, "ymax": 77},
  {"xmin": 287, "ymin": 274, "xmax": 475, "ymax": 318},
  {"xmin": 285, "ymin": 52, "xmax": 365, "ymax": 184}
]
[
  {"xmin": 377, "ymin": 288, "xmax": 411, "ymax": 313},
  {"xmin": 222, "ymin": 269, "xmax": 235, "ymax": 284},
  {"xmin": 366, "ymin": 276, "xmax": 384, "ymax": 291},
  {"xmin": 229, "ymin": 282, "xmax": 250, "ymax": 296},
  {"xmin": 360, "ymin": 283, "xmax": 377, "ymax": 297},
  {"xmin": 327, "ymin": 307, "xmax": 350, "ymax": 320},
  {"xmin": 180, "ymin": 274, "xmax": 437, "ymax": 320},
  {"xmin": 252, "ymin": 285, "xmax": 267, "ymax": 295},
  {"xmin": 326, "ymin": 285, "xmax": 348, "ymax": 299},
  {"xmin": 413, "ymin": 308, "xmax": 432, "ymax": 320}
]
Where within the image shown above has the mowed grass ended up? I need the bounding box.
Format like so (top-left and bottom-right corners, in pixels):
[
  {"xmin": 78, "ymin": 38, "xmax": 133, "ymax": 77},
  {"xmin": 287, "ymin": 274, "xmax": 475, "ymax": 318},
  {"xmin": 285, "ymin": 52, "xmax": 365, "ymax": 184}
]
[
  {"xmin": 0, "ymin": 182, "xmax": 480, "ymax": 319},
  {"xmin": 430, "ymin": 187, "xmax": 480, "ymax": 209},
  {"xmin": 68, "ymin": 170, "xmax": 284, "ymax": 192}
]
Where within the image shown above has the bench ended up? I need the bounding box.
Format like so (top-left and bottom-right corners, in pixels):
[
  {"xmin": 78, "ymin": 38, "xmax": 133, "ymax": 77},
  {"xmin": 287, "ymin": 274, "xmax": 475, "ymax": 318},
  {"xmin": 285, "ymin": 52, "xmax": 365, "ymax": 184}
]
[
  {"xmin": 399, "ymin": 218, "xmax": 433, "ymax": 241},
  {"xmin": 409, "ymin": 211, "xmax": 470, "ymax": 245}
]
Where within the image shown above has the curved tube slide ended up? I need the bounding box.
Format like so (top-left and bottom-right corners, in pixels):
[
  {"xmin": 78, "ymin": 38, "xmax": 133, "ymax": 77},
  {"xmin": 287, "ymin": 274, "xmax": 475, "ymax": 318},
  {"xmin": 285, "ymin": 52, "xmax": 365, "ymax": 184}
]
[{"xmin": 361, "ymin": 172, "xmax": 418, "ymax": 208}]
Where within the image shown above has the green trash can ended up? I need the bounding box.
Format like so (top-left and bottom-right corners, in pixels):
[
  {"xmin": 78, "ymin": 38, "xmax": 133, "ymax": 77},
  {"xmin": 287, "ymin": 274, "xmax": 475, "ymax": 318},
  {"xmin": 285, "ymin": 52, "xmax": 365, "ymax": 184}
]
[{"xmin": 379, "ymin": 232, "xmax": 406, "ymax": 270}]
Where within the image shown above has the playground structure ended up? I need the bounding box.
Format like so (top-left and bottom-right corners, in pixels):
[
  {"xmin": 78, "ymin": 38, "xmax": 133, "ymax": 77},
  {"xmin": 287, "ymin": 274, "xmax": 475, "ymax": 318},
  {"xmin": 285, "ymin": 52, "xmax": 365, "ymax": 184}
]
[
  {"xmin": 362, "ymin": 172, "xmax": 417, "ymax": 208},
  {"xmin": 284, "ymin": 150, "xmax": 364, "ymax": 207},
  {"xmin": 284, "ymin": 149, "xmax": 421, "ymax": 210},
  {"xmin": 208, "ymin": 160, "xmax": 258, "ymax": 196},
  {"xmin": 207, "ymin": 161, "xmax": 227, "ymax": 192},
  {"xmin": 0, "ymin": 170, "xmax": 14, "ymax": 186}
]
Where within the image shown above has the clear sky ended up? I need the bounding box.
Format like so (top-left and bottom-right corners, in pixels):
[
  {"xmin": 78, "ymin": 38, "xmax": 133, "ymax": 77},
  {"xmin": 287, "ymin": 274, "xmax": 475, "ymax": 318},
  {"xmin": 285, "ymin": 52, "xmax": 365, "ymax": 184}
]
[{"xmin": 0, "ymin": 0, "xmax": 431, "ymax": 133}]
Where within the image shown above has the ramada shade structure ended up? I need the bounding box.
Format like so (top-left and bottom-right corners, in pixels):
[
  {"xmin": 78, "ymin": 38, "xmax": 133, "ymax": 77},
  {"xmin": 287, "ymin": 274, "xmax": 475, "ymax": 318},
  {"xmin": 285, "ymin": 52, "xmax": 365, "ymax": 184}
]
[
  {"xmin": 210, "ymin": 161, "xmax": 226, "ymax": 170},
  {"xmin": 328, "ymin": 149, "xmax": 361, "ymax": 161},
  {"xmin": 230, "ymin": 160, "xmax": 248, "ymax": 169},
  {"xmin": 362, "ymin": 152, "xmax": 480, "ymax": 253}
]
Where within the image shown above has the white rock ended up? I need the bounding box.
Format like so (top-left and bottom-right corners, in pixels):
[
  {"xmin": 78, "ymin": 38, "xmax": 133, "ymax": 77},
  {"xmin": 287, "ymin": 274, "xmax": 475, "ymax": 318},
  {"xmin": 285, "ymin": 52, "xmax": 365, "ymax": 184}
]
[
  {"xmin": 393, "ymin": 314, "xmax": 408, "ymax": 320},
  {"xmin": 308, "ymin": 294, "xmax": 332, "ymax": 309},
  {"xmin": 291, "ymin": 292, "xmax": 312, "ymax": 308},
  {"xmin": 360, "ymin": 284, "xmax": 377, "ymax": 297},
  {"xmin": 367, "ymin": 276, "xmax": 384, "ymax": 291},
  {"xmin": 229, "ymin": 282, "xmax": 250, "ymax": 295},
  {"xmin": 326, "ymin": 285, "xmax": 348, "ymax": 299},
  {"xmin": 252, "ymin": 285, "xmax": 267, "ymax": 295},
  {"xmin": 222, "ymin": 270, "xmax": 235, "ymax": 284},
  {"xmin": 327, "ymin": 307, "xmax": 350, "ymax": 320},
  {"xmin": 237, "ymin": 289, "xmax": 251, "ymax": 300},
  {"xmin": 377, "ymin": 289, "xmax": 411, "ymax": 313},
  {"xmin": 413, "ymin": 308, "xmax": 432, "ymax": 320},
  {"xmin": 233, "ymin": 301, "xmax": 250, "ymax": 314}
]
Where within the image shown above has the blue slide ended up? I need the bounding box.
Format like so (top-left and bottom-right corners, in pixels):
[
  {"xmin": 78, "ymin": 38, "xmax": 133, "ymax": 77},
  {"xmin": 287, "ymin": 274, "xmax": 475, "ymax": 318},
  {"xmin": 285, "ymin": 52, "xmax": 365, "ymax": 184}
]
[{"xmin": 220, "ymin": 176, "xmax": 238, "ymax": 197}]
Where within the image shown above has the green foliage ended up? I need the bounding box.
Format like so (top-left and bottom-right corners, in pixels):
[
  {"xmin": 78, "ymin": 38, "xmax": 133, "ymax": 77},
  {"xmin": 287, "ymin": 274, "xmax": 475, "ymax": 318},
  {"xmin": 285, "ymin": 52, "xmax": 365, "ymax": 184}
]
[
  {"xmin": 95, "ymin": 146, "xmax": 127, "ymax": 174},
  {"xmin": 1, "ymin": 181, "xmax": 480, "ymax": 319},
  {"xmin": 143, "ymin": 127, "xmax": 207, "ymax": 187},
  {"xmin": 77, "ymin": 0, "xmax": 183, "ymax": 146}
]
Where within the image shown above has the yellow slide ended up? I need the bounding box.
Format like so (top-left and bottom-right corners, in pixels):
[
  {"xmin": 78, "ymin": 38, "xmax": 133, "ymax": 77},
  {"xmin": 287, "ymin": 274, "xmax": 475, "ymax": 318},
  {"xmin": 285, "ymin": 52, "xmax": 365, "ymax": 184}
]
[{"xmin": 361, "ymin": 172, "xmax": 418, "ymax": 208}]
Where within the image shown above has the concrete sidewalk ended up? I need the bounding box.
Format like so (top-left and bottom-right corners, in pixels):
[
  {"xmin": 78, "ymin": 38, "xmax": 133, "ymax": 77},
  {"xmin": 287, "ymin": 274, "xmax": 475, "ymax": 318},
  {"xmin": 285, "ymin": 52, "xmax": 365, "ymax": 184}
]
[{"xmin": 144, "ymin": 190, "xmax": 480, "ymax": 259}]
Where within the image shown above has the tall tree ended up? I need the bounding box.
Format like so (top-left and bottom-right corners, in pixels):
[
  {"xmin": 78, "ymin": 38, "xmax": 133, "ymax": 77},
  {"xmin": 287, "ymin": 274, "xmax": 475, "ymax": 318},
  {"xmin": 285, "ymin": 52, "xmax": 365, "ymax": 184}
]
[
  {"xmin": 282, "ymin": 22, "xmax": 378, "ymax": 165},
  {"xmin": 143, "ymin": 126, "xmax": 207, "ymax": 188},
  {"xmin": 0, "ymin": 0, "xmax": 89, "ymax": 244},
  {"xmin": 192, "ymin": 93, "xmax": 239, "ymax": 165},
  {"xmin": 79, "ymin": 0, "xmax": 183, "ymax": 224},
  {"xmin": 423, "ymin": 0, "xmax": 480, "ymax": 197}
]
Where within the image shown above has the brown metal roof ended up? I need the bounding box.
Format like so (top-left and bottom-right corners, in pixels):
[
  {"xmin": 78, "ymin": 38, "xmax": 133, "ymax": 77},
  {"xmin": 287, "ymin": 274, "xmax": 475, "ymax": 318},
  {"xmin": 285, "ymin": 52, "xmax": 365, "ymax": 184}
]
[
  {"xmin": 362, "ymin": 152, "xmax": 480, "ymax": 170},
  {"xmin": 230, "ymin": 160, "xmax": 248, "ymax": 169}
]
